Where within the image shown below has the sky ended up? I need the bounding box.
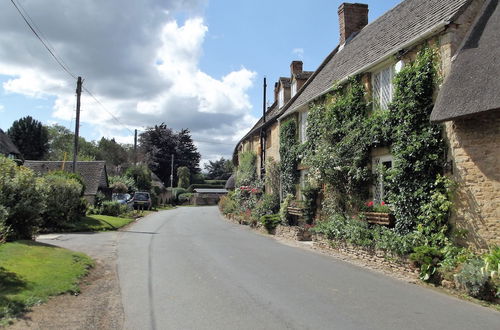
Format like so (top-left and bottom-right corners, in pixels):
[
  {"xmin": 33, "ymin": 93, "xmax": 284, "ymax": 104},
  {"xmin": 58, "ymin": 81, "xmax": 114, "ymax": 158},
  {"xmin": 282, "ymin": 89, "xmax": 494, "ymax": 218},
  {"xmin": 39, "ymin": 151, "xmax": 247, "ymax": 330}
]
[{"xmin": 0, "ymin": 0, "xmax": 401, "ymax": 164}]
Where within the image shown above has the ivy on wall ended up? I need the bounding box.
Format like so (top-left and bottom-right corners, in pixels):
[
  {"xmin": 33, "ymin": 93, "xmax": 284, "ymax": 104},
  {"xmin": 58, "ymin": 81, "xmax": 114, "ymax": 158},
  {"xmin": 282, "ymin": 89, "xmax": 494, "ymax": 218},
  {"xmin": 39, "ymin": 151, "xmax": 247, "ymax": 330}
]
[
  {"xmin": 303, "ymin": 47, "xmax": 447, "ymax": 234},
  {"xmin": 279, "ymin": 118, "xmax": 299, "ymax": 196}
]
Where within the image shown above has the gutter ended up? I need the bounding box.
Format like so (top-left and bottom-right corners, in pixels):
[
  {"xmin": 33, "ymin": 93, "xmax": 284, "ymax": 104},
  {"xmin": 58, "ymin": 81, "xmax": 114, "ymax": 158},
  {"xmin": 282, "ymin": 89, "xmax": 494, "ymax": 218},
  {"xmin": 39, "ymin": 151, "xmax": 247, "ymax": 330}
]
[{"xmin": 280, "ymin": 21, "xmax": 450, "ymax": 119}]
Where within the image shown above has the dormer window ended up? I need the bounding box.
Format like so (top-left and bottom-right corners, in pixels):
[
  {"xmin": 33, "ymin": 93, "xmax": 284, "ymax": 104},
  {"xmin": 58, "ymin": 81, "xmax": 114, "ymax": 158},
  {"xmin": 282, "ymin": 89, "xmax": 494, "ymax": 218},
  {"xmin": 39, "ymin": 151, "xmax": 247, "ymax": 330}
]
[
  {"xmin": 291, "ymin": 81, "xmax": 297, "ymax": 97},
  {"xmin": 278, "ymin": 88, "xmax": 285, "ymax": 108},
  {"xmin": 372, "ymin": 64, "xmax": 394, "ymax": 110}
]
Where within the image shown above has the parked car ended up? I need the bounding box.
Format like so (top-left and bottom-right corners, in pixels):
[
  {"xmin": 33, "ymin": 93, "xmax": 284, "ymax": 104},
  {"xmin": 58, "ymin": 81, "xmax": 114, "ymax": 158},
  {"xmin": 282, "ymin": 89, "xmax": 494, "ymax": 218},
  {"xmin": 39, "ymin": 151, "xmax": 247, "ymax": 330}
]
[
  {"xmin": 112, "ymin": 193, "xmax": 131, "ymax": 205},
  {"xmin": 131, "ymin": 192, "xmax": 152, "ymax": 210}
]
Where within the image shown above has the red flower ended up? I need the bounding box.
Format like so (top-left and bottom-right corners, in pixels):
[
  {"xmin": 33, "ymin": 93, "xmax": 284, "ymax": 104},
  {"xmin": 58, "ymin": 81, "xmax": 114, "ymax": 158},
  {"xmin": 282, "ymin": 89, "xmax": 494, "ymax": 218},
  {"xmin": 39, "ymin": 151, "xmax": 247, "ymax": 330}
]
[
  {"xmin": 381, "ymin": 201, "xmax": 386, "ymax": 206},
  {"xmin": 366, "ymin": 201, "xmax": 374, "ymax": 207}
]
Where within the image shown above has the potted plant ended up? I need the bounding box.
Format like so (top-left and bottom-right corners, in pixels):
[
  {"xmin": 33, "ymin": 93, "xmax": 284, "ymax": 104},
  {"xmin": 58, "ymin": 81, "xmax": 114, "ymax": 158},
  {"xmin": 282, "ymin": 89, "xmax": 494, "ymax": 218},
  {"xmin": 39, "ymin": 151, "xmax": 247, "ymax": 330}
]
[{"xmin": 361, "ymin": 201, "xmax": 394, "ymax": 226}]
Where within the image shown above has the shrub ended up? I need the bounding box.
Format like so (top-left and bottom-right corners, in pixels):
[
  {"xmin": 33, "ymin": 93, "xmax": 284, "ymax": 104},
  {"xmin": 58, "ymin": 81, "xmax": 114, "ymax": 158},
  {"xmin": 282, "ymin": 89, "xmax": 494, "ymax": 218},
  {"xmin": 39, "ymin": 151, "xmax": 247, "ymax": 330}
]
[
  {"xmin": 172, "ymin": 188, "xmax": 187, "ymax": 203},
  {"xmin": 279, "ymin": 194, "xmax": 294, "ymax": 225},
  {"xmin": 109, "ymin": 175, "xmax": 137, "ymax": 192},
  {"xmin": 410, "ymin": 246, "xmax": 443, "ymax": 281},
  {"xmin": 0, "ymin": 205, "xmax": 11, "ymax": 244},
  {"xmin": 41, "ymin": 173, "xmax": 84, "ymax": 230},
  {"xmin": 455, "ymin": 258, "xmax": 492, "ymax": 299},
  {"xmin": 177, "ymin": 166, "xmax": 190, "ymax": 189},
  {"xmin": 235, "ymin": 151, "xmax": 256, "ymax": 187},
  {"xmin": 253, "ymin": 194, "xmax": 280, "ymax": 220},
  {"xmin": 219, "ymin": 193, "xmax": 237, "ymax": 215},
  {"xmin": 178, "ymin": 193, "xmax": 194, "ymax": 204},
  {"xmin": 100, "ymin": 201, "xmax": 122, "ymax": 216},
  {"xmin": 0, "ymin": 156, "xmax": 45, "ymax": 240},
  {"xmin": 260, "ymin": 214, "xmax": 281, "ymax": 232}
]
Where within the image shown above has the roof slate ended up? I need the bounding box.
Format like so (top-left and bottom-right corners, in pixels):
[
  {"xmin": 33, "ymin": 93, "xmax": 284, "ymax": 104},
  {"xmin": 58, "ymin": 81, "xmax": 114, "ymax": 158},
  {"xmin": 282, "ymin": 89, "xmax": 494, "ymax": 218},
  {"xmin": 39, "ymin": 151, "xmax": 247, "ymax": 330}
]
[
  {"xmin": 281, "ymin": 0, "xmax": 471, "ymax": 118},
  {"xmin": 431, "ymin": 0, "xmax": 500, "ymax": 122},
  {"xmin": 24, "ymin": 161, "xmax": 108, "ymax": 196},
  {"xmin": 0, "ymin": 129, "xmax": 21, "ymax": 157}
]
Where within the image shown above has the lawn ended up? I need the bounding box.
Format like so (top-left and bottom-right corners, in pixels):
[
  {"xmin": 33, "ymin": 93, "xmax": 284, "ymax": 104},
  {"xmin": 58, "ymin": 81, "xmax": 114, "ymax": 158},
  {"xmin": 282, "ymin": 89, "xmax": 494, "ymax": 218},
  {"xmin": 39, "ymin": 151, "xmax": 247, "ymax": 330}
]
[
  {"xmin": 0, "ymin": 241, "xmax": 94, "ymax": 324},
  {"xmin": 67, "ymin": 214, "xmax": 136, "ymax": 232}
]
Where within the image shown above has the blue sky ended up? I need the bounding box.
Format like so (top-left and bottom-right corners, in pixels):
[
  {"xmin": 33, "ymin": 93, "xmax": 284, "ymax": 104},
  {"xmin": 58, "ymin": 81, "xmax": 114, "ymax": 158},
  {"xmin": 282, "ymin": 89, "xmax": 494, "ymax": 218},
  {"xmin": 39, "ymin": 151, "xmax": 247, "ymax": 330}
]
[{"xmin": 0, "ymin": 0, "xmax": 401, "ymax": 162}]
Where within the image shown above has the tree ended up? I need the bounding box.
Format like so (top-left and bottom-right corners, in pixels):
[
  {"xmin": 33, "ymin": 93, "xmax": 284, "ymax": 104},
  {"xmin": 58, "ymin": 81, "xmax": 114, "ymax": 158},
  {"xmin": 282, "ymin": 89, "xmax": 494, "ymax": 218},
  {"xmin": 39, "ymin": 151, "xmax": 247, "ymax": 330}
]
[
  {"xmin": 96, "ymin": 137, "xmax": 128, "ymax": 174},
  {"xmin": 7, "ymin": 116, "xmax": 49, "ymax": 160},
  {"xmin": 139, "ymin": 124, "xmax": 200, "ymax": 186},
  {"xmin": 204, "ymin": 157, "xmax": 233, "ymax": 180},
  {"xmin": 125, "ymin": 165, "xmax": 152, "ymax": 191},
  {"xmin": 46, "ymin": 124, "xmax": 98, "ymax": 161},
  {"xmin": 177, "ymin": 166, "xmax": 190, "ymax": 188}
]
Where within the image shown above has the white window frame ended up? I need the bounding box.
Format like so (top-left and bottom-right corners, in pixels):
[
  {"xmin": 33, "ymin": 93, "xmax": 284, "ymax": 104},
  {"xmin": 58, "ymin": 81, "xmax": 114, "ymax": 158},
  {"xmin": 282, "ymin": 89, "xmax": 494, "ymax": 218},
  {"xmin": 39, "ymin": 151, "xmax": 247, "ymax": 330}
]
[
  {"xmin": 371, "ymin": 154, "xmax": 393, "ymax": 204},
  {"xmin": 278, "ymin": 88, "xmax": 285, "ymax": 108},
  {"xmin": 291, "ymin": 81, "xmax": 297, "ymax": 97},
  {"xmin": 299, "ymin": 111, "xmax": 308, "ymax": 143},
  {"xmin": 372, "ymin": 64, "xmax": 395, "ymax": 111}
]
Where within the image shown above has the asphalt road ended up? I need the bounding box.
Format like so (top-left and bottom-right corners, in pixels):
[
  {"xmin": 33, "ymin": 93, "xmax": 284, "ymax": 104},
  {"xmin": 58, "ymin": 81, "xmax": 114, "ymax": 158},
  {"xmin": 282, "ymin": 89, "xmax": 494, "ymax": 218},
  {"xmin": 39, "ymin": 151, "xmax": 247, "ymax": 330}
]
[{"xmin": 117, "ymin": 206, "xmax": 500, "ymax": 330}]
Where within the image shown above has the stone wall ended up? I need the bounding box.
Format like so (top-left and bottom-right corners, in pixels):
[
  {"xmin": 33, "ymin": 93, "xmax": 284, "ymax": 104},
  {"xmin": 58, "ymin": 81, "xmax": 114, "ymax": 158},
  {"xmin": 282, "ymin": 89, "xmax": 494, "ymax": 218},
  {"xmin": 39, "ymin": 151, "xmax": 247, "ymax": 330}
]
[
  {"xmin": 445, "ymin": 112, "xmax": 500, "ymax": 249},
  {"xmin": 274, "ymin": 225, "xmax": 312, "ymax": 241}
]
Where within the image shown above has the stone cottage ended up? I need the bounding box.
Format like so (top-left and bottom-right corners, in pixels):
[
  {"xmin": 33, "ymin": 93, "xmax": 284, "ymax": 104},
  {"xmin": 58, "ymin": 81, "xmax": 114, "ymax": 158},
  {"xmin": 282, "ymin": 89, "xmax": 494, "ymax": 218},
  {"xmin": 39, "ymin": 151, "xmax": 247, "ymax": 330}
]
[{"xmin": 274, "ymin": 0, "xmax": 498, "ymax": 248}]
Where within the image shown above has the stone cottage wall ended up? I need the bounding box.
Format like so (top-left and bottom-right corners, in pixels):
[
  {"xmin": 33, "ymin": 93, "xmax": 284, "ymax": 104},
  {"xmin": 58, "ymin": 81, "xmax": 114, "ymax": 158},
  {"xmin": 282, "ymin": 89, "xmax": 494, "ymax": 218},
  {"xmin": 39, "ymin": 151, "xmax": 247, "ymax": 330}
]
[{"xmin": 445, "ymin": 112, "xmax": 500, "ymax": 249}]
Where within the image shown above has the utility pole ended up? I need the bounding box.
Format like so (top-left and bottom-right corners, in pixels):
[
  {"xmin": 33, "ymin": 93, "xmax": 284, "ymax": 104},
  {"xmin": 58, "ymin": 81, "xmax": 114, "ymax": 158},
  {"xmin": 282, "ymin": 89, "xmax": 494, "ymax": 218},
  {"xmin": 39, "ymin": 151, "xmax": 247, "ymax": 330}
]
[
  {"xmin": 170, "ymin": 154, "xmax": 174, "ymax": 189},
  {"xmin": 72, "ymin": 76, "xmax": 82, "ymax": 173},
  {"xmin": 133, "ymin": 129, "xmax": 138, "ymax": 165},
  {"xmin": 260, "ymin": 77, "xmax": 267, "ymax": 178}
]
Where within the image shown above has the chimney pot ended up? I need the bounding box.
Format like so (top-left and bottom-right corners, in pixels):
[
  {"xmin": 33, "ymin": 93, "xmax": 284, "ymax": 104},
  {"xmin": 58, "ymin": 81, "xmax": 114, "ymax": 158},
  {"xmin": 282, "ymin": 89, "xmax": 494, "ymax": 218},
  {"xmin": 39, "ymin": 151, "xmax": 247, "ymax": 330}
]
[{"xmin": 338, "ymin": 3, "xmax": 368, "ymax": 45}]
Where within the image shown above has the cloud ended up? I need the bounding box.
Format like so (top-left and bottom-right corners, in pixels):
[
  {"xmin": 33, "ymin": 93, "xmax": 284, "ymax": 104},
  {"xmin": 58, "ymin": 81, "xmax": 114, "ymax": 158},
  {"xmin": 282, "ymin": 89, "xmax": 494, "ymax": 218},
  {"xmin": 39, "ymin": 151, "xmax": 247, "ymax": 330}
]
[
  {"xmin": 0, "ymin": 0, "xmax": 256, "ymax": 162},
  {"xmin": 292, "ymin": 48, "xmax": 304, "ymax": 59}
]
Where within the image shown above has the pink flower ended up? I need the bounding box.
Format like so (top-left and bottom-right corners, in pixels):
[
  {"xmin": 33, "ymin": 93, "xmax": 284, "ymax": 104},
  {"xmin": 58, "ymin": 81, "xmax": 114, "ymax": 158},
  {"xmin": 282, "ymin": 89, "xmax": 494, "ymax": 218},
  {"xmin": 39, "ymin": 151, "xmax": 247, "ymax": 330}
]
[
  {"xmin": 381, "ymin": 201, "xmax": 386, "ymax": 206},
  {"xmin": 366, "ymin": 201, "xmax": 374, "ymax": 207}
]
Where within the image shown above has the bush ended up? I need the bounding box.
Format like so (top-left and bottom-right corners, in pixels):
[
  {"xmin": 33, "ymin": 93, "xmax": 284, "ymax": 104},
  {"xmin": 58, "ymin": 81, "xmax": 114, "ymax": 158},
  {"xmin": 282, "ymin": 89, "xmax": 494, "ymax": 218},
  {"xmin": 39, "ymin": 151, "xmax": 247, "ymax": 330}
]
[
  {"xmin": 410, "ymin": 246, "xmax": 443, "ymax": 281},
  {"xmin": 204, "ymin": 180, "xmax": 227, "ymax": 185},
  {"xmin": 455, "ymin": 258, "xmax": 492, "ymax": 299},
  {"xmin": 172, "ymin": 188, "xmax": 187, "ymax": 203},
  {"xmin": 177, "ymin": 166, "xmax": 190, "ymax": 189},
  {"xmin": 0, "ymin": 205, "xmax": 11, "ymax": 244},
  {"xmin": 260, "ymin": 214, "xmax": 281, "ymax": 233},
  {"xmin": 178, "ymin": 193, "xmax": 194, "ymax": 204},
  {"xmin": 100, "ymin": 201, "xmax": 122, "ymax": 216},
  {"xmin": 0, "ymin": 156, "xmax": 45, "ymax": 240},
  {"xmin": 219, "ymin": 193, "xmax": 237, "ymax": 215},
  {"xmin": 41, "ymin": 173, "xmax": 84, "ymax": 230},
  {"xmin": 253, "ymin": 194, "xmax": 280, "ymax": 220}
]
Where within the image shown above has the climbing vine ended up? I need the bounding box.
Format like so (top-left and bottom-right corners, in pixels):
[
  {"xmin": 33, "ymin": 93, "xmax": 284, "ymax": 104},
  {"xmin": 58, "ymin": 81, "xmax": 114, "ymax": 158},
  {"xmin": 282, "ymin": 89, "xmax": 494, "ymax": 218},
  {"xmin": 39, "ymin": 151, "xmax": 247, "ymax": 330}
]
[
  {"xmin": 279, "ymin": 118, "xmax": 299, "ymax": 196},
  {"xmin": 303, "ymin": 47, "xmax": 447, "ymax": 234}
]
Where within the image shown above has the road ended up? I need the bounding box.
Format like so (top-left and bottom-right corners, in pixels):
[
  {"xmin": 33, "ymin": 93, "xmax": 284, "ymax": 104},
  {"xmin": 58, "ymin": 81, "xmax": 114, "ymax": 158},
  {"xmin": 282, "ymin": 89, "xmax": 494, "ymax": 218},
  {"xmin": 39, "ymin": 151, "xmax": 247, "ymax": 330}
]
[{"xmin": 117, "ymin": 206, "xmax": 500, "ymax": 330}]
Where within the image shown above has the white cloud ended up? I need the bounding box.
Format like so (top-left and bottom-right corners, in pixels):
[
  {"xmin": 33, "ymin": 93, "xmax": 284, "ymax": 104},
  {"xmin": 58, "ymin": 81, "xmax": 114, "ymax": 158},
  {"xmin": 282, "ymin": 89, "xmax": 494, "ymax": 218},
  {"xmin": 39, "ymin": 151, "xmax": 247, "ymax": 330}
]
[
  {"xmin": 292, "ymin": 48, "xmax": 304, "ymax": 59},
  {"xmin": 0, "ymin": 0, "xmax": 256, "ymax": 162}
]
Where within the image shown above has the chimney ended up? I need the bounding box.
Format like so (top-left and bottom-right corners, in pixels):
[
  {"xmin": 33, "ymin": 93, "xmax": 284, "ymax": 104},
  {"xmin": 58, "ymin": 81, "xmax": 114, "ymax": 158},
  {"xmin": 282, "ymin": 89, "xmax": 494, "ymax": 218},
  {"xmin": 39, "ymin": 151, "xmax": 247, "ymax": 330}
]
[
  {"xmin": 290, "ymin": 61, "xmax": 303, "ymax": 77},
  {"xmin": 274, "ymin": 82, "xmax": 279, "ymax": 103},
  {"xmin": 338, "ymin": 3, "xmax": 368, "ymax": 45}
]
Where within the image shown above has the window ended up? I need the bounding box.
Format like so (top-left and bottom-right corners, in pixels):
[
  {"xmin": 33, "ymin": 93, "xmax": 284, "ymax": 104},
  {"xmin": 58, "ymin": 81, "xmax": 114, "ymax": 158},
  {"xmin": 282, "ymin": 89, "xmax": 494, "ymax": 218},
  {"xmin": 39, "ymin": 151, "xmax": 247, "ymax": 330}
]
[
  {"xmin": 372, "ymin": 64, "xmax": 394, "ymax": 110},
  {"xmin": 291, "ymin": 81, "xmax": 297, "ymax": 97},
  {"xmin": 299, "ymin": 111, "xmax": 308, "ymax": 143},
  {"xmin": 278, "ymin": 88, "xmax": 284, "ymax": 108},
  {"xmin": 372, "ymin": 154, "xmax": 393, "ymax": 204}
]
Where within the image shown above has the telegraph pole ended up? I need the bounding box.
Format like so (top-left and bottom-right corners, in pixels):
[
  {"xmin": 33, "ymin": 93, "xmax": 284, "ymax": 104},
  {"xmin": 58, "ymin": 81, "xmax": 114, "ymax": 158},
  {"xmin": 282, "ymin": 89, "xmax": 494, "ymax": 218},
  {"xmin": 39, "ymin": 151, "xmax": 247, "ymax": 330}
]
[
  {"xmin": 133, "ymin": 129, "xmax": 138, "ymax": 165},
  {"xmin": 170, "ymin": 154, "xmax": 174, "ymax": 189},
  {"xmin": 72, "ymin": 76, "xmax": 82, "ymax": 173},
  {"xmin": 260, "ymin": 77, "xmax": 267, "ymax": 177}
]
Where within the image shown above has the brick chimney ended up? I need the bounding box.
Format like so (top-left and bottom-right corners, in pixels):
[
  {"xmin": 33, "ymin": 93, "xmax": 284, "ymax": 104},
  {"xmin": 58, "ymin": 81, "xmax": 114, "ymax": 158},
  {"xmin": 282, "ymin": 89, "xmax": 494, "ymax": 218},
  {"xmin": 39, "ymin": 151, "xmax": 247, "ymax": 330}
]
[
  {"xmin": 274, "ymin": 82, "xmax": 279, "ymax": 103},
  {"xmin": 290, "ymin": 61, "xmax": 303, "ymax": 77},
  {"xmin": 338, "ymin": 3, "xmax": 368, "ymax": 45}
]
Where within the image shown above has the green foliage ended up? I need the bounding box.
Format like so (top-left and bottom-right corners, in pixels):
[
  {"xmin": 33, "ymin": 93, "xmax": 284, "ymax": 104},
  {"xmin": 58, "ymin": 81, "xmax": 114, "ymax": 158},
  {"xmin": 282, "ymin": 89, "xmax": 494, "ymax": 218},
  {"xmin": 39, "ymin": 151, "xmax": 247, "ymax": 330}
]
[
  {"xmin": 47, "ymin": 170, "xmax": 86, "ymax": 196},
  {"xmin": 7, "ymin": 116, "xmax": 49, "ymax": 160},
  {"xmin": 100, "ymin": 201, "xmax": 122, "ymax": 216},
  {"xmin": 279, "ymin": 119, "xmax": 299, "ymax": 196},
  {"xmin": 218, "ymin": 192, "xmax": 238, "ymax": 215},
  {"xmin": 177, "ymin": 166, "xmax": 190, "ymax": 189},
  {"xmin": 96, "ymin": 137, "xmax": 128, "ymax": 167},
  {"xmin": 125, "ymin": 165, "xmax": 152, "ymax": 191},
  {"xmin": 0, "ymin": 156, "xmax": 45, "ymax": 240},
  {"xmin": 279, "ymin": 194, "xmax": 294, "ymax": 225},
  {"xmin": 0, "ymin": 206, "xmax": 10, "ymax": 244},
  {"xmin": 172, "ymin": 187, "xmax": 187, "ymax": 203},
  {"xmin": 456, "ymin": 258, "xmax": 491, "ymax": 299},
  {"xmin": 204, "ymin": 180, "xmax": 227, "ymax": 185},
  {"xmin": 186, "ymin": 184, "xmax": 225, "ymax": 192},
  {"xmin": 178, "ymin": 193, "xmax": 194, "ymax": 203},
  {"xmin": 482, "ymin": 246, "xmax": 500, "ymax": 279},
  {"xmin": 260, "ymin": 214, "xmax": 281, "ymax": 232},
  {"xmin": 302, "ymin": 185, "xmax": 319, "ymax": 224},
  {"xmin": 41, "ymin": 173, "xmax": 84, "ymax": 230},
  {"xmin": 236, "ymin": 151, "xmax": 257, "ymax": 187},
  {"xmin": 304, "ymin": 78, "xmax": 370, "ymax": 213},
  {"xmin": 386, "ymin": 48, "xmax": 446, "ymax": 234},
  {"xmin": 409, "ymin": 246, "xmax": 443, "ymax": 281},
  {"xmin": 204, "ymin": 157, "xmax": 233, "ymax": 180},
  {"xmin": 253, "ymin": 194, "xmax": 280, "ymax": 220},
  {"xmin": 264, "ymin": 157, "xmax": 280, "ymax": 197},
  {"xmin": 109, "ymin": 175, "xmax": 137, "ymax": 192}
]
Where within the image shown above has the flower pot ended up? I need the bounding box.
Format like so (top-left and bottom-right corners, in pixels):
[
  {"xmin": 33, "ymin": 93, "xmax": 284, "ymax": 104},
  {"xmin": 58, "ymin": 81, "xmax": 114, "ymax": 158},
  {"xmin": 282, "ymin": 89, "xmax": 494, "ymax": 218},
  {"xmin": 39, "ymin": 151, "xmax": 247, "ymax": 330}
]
[{"xmin": 362, "ymin": 212, "xmax": 395, "ymax": 227}]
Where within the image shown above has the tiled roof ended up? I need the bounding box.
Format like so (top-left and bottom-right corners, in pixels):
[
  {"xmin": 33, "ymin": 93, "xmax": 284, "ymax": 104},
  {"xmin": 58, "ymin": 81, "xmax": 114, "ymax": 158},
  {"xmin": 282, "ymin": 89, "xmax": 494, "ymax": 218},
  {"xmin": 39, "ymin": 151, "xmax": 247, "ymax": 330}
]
[
  {"xmin": 0, "ymin": 129, "xmax": 21, "ymax": 157},
  {"xmin": 24, "ymin": 161, "xmax": 108, "ymax": 196},
  {"xmin": 281, "ymin": 0, "xmax": 471, "ymax": 118},
  {"xmin": 431, "ymin": 0, "xmax": 500, "ymax": 122}
]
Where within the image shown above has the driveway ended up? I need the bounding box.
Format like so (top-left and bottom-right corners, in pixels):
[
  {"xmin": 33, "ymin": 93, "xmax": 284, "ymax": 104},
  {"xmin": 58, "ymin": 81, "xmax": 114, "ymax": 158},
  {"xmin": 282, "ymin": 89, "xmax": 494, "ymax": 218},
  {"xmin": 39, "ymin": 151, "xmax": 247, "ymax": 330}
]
[{"xmin": 118, "ymin": 206, "xmax": 500, "ymax": 330}]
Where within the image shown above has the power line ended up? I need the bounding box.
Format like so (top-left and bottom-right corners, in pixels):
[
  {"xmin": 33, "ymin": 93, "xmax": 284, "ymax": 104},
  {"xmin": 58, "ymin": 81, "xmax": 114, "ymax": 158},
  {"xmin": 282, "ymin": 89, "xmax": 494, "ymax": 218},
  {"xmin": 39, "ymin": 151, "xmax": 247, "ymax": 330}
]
[{"xmin": 10, "ymin": 0, "xmax": 77, "ymax": 80}]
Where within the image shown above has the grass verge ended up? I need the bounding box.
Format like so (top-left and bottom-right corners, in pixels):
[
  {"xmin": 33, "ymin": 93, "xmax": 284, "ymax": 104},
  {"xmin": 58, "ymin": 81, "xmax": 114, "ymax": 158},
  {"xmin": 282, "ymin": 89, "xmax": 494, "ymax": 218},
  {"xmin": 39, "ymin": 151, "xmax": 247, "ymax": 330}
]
[
  {"xmin": 0, "ymin": 241, "xmax": 93, "ymax": 325},
  {"xmin": 66, "ymin": 214, "xmax": 136, "ymax": 232}
]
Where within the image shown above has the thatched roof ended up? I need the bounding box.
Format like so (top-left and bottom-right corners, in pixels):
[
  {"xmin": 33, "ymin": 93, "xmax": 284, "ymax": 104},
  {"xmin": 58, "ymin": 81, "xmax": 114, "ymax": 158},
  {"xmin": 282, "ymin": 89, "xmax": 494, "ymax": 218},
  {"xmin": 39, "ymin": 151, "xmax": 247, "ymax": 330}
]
[
  {"xmin": 431, "ymin": 0, "xmax": 500, "ymax": 122},
  {"xmin": 24, "ymin": 161, "xmax": 108, "ymax": 196},
  {"xmin": 0, "ymin": 129, "xmax": 21, "ymax": 158}
]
